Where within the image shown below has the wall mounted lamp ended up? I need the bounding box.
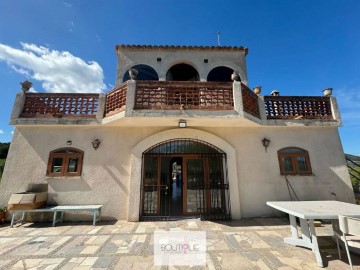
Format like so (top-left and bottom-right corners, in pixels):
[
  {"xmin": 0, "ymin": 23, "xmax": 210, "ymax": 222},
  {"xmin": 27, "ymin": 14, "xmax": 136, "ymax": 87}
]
[
  {"xmin": 178, "ymin": 119, "xmax": 187, "ymax": 128},
  {"xmin": 66, "ymin": 140, "xmax": 72, "ymax": 146},
  {"xmin": 262, "ymin": 138, "xmax": 271, "ymax": 152},
  {"xmin": 92, "ymin": 139, "xmax": 101, "ymax": 150}
]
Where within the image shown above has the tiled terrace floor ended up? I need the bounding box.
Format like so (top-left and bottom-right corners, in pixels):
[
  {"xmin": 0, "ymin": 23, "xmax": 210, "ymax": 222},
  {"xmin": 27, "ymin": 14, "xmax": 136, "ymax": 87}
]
[{"xmin": 0, "ymin": 218, "xmax": 359, "ymax": 270}]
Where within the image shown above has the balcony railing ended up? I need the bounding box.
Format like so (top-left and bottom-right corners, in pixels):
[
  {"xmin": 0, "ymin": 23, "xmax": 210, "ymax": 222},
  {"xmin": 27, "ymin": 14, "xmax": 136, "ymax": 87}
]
[
  {"xmin": 20, "ymin": 93, "xmax": 99, "ymax": 118},
  {"xmin": 241, "ymin": 84, "xmax": 260, "ymax": 118},
  {"xmin": 264, "ymin": 96, "xmax": 333, "ymax": 120},
  {"xmin": 105, "ymin": 83, "xmax": 127, "ymax": 117},
  {"xmin": 16, "ymin": 83, "xmax": 336, "ymax": 124},
  {"xmin": 134, "ymin": 81, "xmax": 234, "ymax": 110}
]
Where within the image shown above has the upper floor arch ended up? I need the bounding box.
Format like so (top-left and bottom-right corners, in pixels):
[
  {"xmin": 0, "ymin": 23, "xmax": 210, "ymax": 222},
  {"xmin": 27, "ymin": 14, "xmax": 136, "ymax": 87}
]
[
  {"xmin": 115, "ymin": 46, "xmax": 249, "ymax": 85},
  {"xmin": 123, "ymin": 64, "xmax": 159, "ymax": 82},
  {"xmin": 207, "ymin": 66, "xmax": 238, "ymax": 82},
  {"xmin": 165, "ymin": 61, "xmax": 200, "ymax": 81}
]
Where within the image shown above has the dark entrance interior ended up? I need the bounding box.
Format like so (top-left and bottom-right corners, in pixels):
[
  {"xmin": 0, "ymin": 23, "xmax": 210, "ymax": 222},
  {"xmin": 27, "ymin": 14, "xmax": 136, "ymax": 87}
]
[
  {"xmin": 166, "ymin": 64, "xmax": 200, "ymax": 81},
  {"xmin": 140, "ymin": 139, "xmax": 231, "ymax": 221},
  {"xmin": 159, "ymin": 157, "xmax": 183, "ymax": 216},
  {"xmin": 123, "ymin": 64, "xmax": 159, "ymax": 82},
  {"xmin": 207, "ymin": 66, "xmax": 235, "ymax": 82}
]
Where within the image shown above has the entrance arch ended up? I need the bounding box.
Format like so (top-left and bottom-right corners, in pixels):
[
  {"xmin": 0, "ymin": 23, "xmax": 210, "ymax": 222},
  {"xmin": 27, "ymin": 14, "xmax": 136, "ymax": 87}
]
[
  {"xmin": 141, "ymin": 139, "xmax": 230, "ymax": 220},
  {"xmin": 129, "ymin": 128, "xmax": 241, "ymax": 221}
]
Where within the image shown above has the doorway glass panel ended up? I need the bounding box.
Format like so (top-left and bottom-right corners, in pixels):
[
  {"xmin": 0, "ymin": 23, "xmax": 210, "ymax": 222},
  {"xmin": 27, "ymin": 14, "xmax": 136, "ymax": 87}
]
[
  {"xmin": 209, "ymin": 157, "xmax": 226, "ymax": 214},
  {"xmin": 143, "ymin": 157, "xmax": 158, "ymax": 215},
  {"xmin": 186, "ymin": 158, "xmax": 206, "ymax": 213}
]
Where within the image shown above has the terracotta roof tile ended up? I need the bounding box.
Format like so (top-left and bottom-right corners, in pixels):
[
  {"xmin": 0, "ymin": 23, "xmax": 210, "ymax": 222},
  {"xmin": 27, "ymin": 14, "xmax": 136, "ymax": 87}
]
[{"xmin": 116, "ymin": 44, "xmax": 248, "ymax": 54}]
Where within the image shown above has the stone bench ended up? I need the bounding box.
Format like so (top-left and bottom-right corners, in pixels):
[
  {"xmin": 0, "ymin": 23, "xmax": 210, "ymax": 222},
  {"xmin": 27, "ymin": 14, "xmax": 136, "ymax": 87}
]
[{"xmin": 10, "ymin": 205, "xmax": 102, "ymax": 227}]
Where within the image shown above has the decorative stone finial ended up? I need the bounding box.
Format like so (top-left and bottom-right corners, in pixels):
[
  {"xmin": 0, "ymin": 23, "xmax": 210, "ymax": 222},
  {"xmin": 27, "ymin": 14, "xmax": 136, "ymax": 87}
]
[
  {"xmin": 323, "ymin": 88, "xmax": 333, "ymax": 96},
  {"xmin": 270, "ymin": 90, "xmax": 280, "ymax": 96},
  {"xmin": 20, "ymin": 80, "xmax": 32, "ymax": 92},
  {"xmin": 129, "ymin": 68, "xmax": 139, "ymax": 80},
  {"xmin": 231, "ymin": 71, "xmax": 240, "ymax": 82},
  {"xmin": 253, "ymin": 86, "xmax": 262, "ymax": 95}
]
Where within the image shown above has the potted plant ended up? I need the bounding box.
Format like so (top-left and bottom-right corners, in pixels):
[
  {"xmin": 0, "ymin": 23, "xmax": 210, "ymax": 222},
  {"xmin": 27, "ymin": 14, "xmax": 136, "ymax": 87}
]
[{"xmin": 0, "ymin": 206, "xmax": 7, "ymax": 223}]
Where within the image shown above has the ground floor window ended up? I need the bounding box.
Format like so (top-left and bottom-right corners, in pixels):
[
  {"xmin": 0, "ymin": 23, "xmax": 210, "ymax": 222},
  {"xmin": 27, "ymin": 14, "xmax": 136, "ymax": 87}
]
[
  {"xmin": 47, "ymin": 148, "xmax": 83, "ymax": 177},
  {"xmin": 278, "ymin": 147, "xmax": 312, "ymax": 175}
]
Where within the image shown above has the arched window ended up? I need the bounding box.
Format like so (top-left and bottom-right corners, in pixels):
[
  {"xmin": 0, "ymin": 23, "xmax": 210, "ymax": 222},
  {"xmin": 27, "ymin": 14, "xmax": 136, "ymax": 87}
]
[
  {"xmin": 166, "ymin": 64, "xmax": 199, "ymax": 81},
  {"xmin": 47, "ymin": 148, "xmax": 84, "ymax": 177},
  {"xmin": 123, "ymin": 64, "xmax": 159, "ymax": 82},
  {"xmin": 278, "ymin": 147, "xmax": 312, "ymax": 175},
  {"xmin": 207, "ymin": 66, "xmax": 235, "ymax": 82}
]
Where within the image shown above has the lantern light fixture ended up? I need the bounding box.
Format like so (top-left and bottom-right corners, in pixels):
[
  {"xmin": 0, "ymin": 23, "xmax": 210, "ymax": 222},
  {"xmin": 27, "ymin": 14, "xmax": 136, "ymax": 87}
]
[
  {"xmin": 262, "ymin": 138, "xmax": 271, "ymax": 152},
  {"xmin": 92, "ymin": 139, "xmax": 101, "ymax": 150},
  {"xmin": 178, "ymin": 119, "xmax": 187, "ymax": 128}
]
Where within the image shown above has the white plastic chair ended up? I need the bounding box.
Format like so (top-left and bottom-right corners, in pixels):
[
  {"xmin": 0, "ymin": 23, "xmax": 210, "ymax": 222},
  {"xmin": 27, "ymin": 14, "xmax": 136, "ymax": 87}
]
[{"xmin": 337, "ymin": 215, "xmax": 360, "ymax": 270}]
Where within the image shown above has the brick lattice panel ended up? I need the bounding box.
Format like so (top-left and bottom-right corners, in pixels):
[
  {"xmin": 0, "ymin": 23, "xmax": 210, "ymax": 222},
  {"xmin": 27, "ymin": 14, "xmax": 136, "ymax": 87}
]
[
  {"xmin": 105, "ymin": 83, "xmax": 127, "ymax": 116},
  {"xmin": 134, "ymin": 81, "xmax": 234, "ymax": 110},
  {"xmin": 20, "ymin": 93, "xmax": 99, "ymax": 118},
  {"xmin": 241, "ymin": 84, "xmax": 260, "ymax": 118},
  {"xmin": 264, "ymin": 96, "xmax": 333, "ymax": 119}
]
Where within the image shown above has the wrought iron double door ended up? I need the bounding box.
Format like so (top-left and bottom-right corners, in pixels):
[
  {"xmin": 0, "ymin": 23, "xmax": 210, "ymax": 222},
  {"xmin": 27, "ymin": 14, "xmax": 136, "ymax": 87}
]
[{"xmin": 140, "ymin": 154, "xmax": 230, "ymax": 220}]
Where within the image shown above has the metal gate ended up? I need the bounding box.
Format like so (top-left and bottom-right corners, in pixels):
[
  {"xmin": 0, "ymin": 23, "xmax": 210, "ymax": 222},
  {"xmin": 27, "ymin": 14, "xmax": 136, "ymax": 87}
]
[{"xmin": 140, "ymin": 139, "xmax": 231, "ymax": 221}]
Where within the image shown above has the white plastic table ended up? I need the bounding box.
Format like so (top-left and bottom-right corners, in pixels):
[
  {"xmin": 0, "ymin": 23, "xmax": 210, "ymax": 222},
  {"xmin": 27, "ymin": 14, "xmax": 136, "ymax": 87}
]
[{"xmin": 266, "ymin": 200, "xmax": 360, "ymax": 267}]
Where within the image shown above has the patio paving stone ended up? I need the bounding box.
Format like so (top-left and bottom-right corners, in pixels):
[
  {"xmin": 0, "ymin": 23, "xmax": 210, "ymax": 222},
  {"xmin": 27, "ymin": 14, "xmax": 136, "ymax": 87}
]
[{"xmin": 0, "ymin": 218, "xmax": 359, "ymax": 269}]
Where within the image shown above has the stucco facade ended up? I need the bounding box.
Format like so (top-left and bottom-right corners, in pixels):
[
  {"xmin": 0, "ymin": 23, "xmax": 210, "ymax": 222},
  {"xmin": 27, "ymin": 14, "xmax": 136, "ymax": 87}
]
[
  {"xmin": 0, "ymin": 125, "xmax": 354, "ymax": 221},
  {"xmin": 0, "ymin": 45, "xmax": 355, "ymax": 222}
]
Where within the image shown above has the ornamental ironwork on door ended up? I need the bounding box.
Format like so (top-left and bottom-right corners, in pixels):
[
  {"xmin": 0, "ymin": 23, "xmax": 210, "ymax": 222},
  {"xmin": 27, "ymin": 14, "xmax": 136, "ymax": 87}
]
[{"xmin": 140, "ymin": 139, "xmax": 231, "ymax": 221}]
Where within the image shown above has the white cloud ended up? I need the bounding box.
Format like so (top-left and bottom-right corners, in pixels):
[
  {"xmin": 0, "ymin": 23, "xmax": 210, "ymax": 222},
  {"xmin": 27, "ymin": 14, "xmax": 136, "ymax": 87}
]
[
  {"xmin": 10, "ymin": 64, "xmax": 30, "ymax": 76},
  {"xmin": 0, "ymin": 42, "xmax": 106, "ymax": 93},
  {"xmin": 64, "ymin": 2, "xmax": 72, "ymax": 7},
  {"xmin": 0, "ymin": 130, "xmax": 4, "ymax": 134},
  {"xmin": 11, "ymin": 130, "xmax": 14, "ymax": 134}
]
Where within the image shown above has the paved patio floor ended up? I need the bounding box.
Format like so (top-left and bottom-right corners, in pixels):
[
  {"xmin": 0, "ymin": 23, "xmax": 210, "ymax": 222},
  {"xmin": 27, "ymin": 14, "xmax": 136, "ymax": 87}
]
[{"xmin": 0, "ymin": 218, "xmax": 359, "ymax": 270}]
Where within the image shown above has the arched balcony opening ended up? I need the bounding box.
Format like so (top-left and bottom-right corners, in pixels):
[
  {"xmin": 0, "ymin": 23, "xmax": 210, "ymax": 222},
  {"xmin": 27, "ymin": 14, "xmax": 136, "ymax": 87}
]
[
  {"xmin": 166, "ymin": 64, "xmax": 199, "ymax": 81},
  {"xmin": 207, "ymin": 66, "xmax": 236, "ymax": 82},
  {"xmin": 123, "ymin": 64, "xmax": 159, "ymax": 82}
]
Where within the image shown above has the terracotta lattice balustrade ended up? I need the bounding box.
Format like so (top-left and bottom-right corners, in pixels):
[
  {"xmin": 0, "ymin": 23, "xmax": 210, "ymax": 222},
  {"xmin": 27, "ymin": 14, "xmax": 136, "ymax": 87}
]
[
  {"xmin": 241, "ymin": 84, "xmax": 261, "ymax": 118},
  {"xmin": 18, "ymin": 84, "xmax": 334, "ymax": 121},
  {"xmin": 264, "ymin": 96, "xmax": 333, "ymax": 120},
  {"xmin": 105, "ymin": 82, "xmax": 127, "ymax": 117},
  {"xmin": 134, "ymin": 81, "xmax": 234, "ymax": 110},
  {"xmin": 20, "ymin": 93, "xmax": 99, "ymax": 118}
]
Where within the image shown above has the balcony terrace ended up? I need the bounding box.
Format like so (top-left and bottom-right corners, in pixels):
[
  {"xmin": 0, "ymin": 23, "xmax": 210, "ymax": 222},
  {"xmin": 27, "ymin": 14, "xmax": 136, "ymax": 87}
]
[{"xmin": 10, "ymin": 80, "xmax": 340, "ymax": 127}]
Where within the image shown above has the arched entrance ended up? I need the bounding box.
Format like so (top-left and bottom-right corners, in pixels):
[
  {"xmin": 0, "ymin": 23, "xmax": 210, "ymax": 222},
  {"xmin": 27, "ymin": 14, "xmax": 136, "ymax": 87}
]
[{"xmin": 140, "ymin": 139, "xmax": 231, "ymax": 220}]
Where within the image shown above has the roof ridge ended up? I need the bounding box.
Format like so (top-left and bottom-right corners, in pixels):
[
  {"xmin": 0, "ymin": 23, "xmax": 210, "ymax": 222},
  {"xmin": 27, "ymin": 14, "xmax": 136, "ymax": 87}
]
[{"xmin": 115, "ymin": 44, "xmax": 248, "ymax": 54}]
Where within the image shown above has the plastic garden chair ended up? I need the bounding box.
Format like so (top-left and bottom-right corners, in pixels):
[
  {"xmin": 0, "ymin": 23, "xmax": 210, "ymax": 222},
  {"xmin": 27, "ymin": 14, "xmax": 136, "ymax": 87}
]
[{"xmin": 337, "ymin": 215, "xmax": 360, "ymax": 270}]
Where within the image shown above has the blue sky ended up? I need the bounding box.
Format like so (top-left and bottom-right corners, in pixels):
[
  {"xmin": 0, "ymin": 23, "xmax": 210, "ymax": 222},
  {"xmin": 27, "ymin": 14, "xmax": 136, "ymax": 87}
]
[{"xmin": 0, "ymin": 0, "xmax": 359, "ymax": 154}]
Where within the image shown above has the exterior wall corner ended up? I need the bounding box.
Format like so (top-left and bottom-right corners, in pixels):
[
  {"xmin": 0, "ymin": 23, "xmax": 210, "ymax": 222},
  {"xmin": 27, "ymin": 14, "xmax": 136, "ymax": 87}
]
[{"xmin": 10, "ymin": 91, "xmax": 25, "ymax": 124}]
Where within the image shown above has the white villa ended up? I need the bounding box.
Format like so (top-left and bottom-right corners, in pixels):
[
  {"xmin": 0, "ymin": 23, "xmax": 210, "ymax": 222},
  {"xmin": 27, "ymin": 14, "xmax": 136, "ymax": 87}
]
[{"xmin": 0, "ymin": 45, "xmax": 355, "ymax": 222}]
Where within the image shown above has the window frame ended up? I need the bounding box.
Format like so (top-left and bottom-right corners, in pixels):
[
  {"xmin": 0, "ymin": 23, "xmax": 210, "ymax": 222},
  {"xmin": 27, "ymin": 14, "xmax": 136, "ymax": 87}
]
[
  {"xmin": 47, "ymin": 148, "xmax": 84, "ymax": 177},
  {"xmin": 277, "ymin": 147, "xmax": 312, "ymax": 175}
]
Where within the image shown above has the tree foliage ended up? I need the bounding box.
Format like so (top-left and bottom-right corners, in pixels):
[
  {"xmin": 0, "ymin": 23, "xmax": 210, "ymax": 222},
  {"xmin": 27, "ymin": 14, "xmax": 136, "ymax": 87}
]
[
  {"xmin": 346, "ymin": 154, "xmax": 360, "ymax": 193},
  {"xmin": 0, "ymin": 143, "xmax": 10, "ymax": 159}
]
